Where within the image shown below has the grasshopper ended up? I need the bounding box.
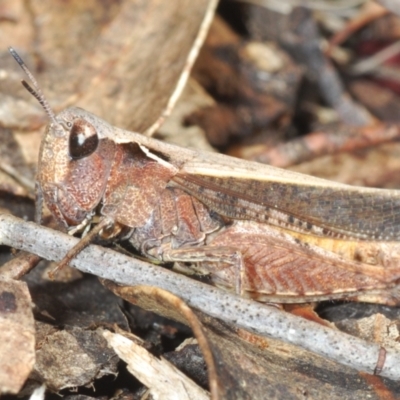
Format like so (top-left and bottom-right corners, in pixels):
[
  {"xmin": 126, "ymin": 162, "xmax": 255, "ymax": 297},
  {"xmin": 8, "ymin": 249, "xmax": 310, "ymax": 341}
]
[{"xmin": 9, "ymin": 48, "xmax": 400, "ymax": 304}]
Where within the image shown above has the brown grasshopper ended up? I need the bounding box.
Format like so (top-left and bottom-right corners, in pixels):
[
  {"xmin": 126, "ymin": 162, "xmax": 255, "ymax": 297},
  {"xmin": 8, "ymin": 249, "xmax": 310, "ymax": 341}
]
[{"xmin": 9, "ymin": 48, "xmax": 400, "ymax": 304}]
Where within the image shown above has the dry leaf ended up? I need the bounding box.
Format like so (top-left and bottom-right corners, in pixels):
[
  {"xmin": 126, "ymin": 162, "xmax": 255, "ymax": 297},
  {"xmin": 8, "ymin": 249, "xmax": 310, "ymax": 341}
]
[
  {"xmin": 103, "ymin": 330, "xmax": 209, "ymax": 400},
  {"xmin": 31, "ymin": 324, "xmax": 118, "ymax": 391},
  {"xmin": 0, "ymin": 279, "xmax": 35, "ymax": 394},
  {"xmin": 0, "ymin": 0, "xmax": 217, "ymax": 134}
]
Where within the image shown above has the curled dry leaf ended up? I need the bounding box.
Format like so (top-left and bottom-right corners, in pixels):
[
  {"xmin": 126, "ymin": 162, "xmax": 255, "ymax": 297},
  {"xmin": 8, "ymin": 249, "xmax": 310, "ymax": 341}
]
[
  {"xmin": 31, "ymin": 324, "xmax": 118, "ymax": 392},
  {"xmin": 0, "ymin": 279, "xmax": 35, "ymax": 394},
  {"xmin": 103, "ymin": 330, "xmax": 209, "ymax": 400}
]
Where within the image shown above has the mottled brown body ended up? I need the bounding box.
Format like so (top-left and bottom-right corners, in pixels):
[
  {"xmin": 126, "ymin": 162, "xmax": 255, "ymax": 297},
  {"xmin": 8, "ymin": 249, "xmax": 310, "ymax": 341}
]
[
  {"xmin": 10, "ymin": 45, "xmax": 400, "ymax": 303},
  {"xmin": 33, "ymin": 106, "xmax": 400, "ymax": 303}
]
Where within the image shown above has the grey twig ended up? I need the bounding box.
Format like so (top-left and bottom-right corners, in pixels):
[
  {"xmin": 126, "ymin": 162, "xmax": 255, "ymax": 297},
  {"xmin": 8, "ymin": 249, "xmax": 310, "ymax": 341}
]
[{"xmin": 1, "ymin": 213, "xmax": 400, "ymax": 380}]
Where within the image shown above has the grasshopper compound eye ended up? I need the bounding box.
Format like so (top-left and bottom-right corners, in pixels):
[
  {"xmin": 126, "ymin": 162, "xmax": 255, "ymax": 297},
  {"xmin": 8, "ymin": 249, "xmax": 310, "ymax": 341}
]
[{"xmin": 68, "ymin": 119, "xmax": 99, "ymax": 159}]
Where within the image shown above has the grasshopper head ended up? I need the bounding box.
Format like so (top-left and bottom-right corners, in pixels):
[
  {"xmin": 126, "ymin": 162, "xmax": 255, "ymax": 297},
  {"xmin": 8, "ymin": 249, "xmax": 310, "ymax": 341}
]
[
  {"xmin": 37, "ymin": 107, "xmax": 116, "ymax": 229},
  {"xmin": 9, "ymin": 48, "xmax": 118, "ymax": 231}
]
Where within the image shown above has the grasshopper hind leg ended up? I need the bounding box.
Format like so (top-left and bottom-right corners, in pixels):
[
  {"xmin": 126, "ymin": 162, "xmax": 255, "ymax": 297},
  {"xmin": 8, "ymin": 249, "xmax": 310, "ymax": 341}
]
[{"xmin": 156, "ymin": 245, "xmax": 245, "ymax": 296}]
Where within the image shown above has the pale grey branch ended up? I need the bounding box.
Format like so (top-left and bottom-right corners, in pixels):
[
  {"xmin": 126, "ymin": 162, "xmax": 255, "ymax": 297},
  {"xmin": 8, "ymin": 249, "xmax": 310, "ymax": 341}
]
[{"xmin": 1, "ymin": 213, "xmax": 400, "ymax": 380}]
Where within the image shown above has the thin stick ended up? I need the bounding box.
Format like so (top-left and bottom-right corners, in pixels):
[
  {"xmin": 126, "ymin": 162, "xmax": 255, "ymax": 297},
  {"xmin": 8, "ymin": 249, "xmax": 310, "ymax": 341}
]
[{"xmin": 1, "ymin": 213, "xmax": 400, "ymax": 380}]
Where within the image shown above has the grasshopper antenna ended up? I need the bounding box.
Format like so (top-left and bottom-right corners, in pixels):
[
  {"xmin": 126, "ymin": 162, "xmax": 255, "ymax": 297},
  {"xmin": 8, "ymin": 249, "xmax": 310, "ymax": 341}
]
[{"xmin": 8, "ymin": 47, "xmax": 59, "ymax": 126}]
